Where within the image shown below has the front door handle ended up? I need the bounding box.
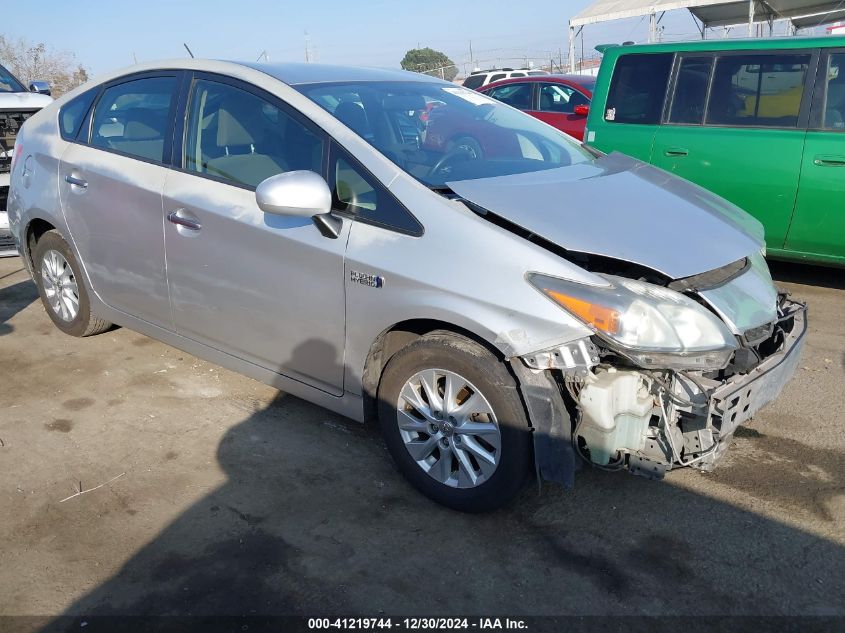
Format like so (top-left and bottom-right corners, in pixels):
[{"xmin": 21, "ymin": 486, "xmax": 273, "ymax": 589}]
[
  {"xmin": 167, "ymin": 209, "xmax": 202, "ymax": 231},
  {"xmin": 663, "ymin": 147, "xmax": 689, "ymax": 157},
  {"xmin": 813, "ymin": 154, "xmax": 845, "ymax": 167},
  {"xmin": 64, "ymin": 174, "xmax": 88, "ymax": 188}
]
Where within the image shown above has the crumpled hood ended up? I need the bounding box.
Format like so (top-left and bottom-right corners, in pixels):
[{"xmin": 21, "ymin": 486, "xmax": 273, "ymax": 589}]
[{"xmin": 448, "ymin": 152, "xmax": 765, "ymax": 280}]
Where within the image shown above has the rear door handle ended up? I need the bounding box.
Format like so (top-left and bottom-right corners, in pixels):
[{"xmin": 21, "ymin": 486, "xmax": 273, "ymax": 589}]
[
  {"xmin": 167, "ymin": 209, "xmax": 202, "ymax": 231},
  {"xmin": 813, "ymin": 154, "xmax": 845, "ymax": 167},
  {"xmin": 64, "ymin": 175, "xmax": 88, "ymax": 188},
  {"xmin": 663, "ymin": 147, "xmax": 689, "ymax": 157}
]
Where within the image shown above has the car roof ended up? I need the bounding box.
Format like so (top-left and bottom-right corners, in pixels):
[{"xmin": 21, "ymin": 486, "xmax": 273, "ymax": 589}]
[
  {"xmin": 238, "ymin": 61, "xmax": 444, "ymax": 86},
  {"xmin": 600, "ymin": 34, "xmax": 845, "ymax": 57},
  {"xmin": 480, "ymin": 74, "xmax": 595, "ymax": 93}
]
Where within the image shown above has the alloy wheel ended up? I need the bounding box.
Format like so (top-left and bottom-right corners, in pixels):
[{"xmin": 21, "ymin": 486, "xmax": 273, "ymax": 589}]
[
  {"xmin": 396, "ymin": 368, "xmax": 501, "ymax": 488},
  {"xmin": 41, "ymin": 249, "xmax": 79, "ymax": 322}
]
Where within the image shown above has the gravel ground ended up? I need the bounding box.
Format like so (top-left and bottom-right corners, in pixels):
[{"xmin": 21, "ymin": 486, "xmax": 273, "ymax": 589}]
[{"xmin": 0, "ymin": 255, "xmax": 843, "ymax": 620}]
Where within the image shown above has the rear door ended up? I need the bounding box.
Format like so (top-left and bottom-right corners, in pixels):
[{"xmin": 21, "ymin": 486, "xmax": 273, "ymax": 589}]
[
  {"xmin": 530, "ymin": 82, "xmax": 590, "ymax": 139},
  {"xmin": 652, "ymin": 51, "xmax": 815, "ymax": 250},
  {"xmin": 59, "ymin": 72, "xmax": 180, "ymax": 327},
  {"xmin": 785, "ymin": 49, "xmax": 845, "ymax": 261}
]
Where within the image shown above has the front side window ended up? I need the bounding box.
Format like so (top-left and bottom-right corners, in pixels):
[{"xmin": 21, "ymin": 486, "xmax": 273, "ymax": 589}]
[
  {"xmin": 822, "ymin": 53, "xmax": 845, "ymax": 130},
  {"xmin": 90, "ymin": 76, "xmax": 176, "ymax": 162},
  {"xmin": 706, "ymin": 53, "xmax": 811, "ymax": 127},
  {"xmin": 668, "ymin": 56, "xmax": 713, "ymax": 124},
  {"xmin": 298, "ymin": 81, "xmax": 591, "ymax": 188},
  {"xmin": 486, "ymin": 83, "xmax": 533, "ymax": 110},
  {"xmin": 605, "ymin": 53, "xmax": 673, "ymax": 124},
  {"xmin": 0, "ymin": 64, "xmax": 25, "ymax": 93},
  {"xmin": 183, "ymin": 79, "xmax": 322, "ymax": 189},
  {"xmin": 539, "ymin": 83, "xmax": 589, "ymax": 113},
  {"xmin": 332, "ymin": 148, "xmax": 421, "ymax": 235}
]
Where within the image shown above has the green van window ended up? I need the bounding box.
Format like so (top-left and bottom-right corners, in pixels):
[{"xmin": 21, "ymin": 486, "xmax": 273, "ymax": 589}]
[
  {"xmin": 706, "ymin": 53, "xmax": 811, "ymax": 128},
  {"xmin": 668, "ymin": 57, "xmax": 713, "ymax": 124},
  {"xmin": 823, "ymin": 53, "xmax": 845, "ymax": 130},
  {"xmin": 605, "ymin": 53, "xmax": 673, "ymax": 124}
]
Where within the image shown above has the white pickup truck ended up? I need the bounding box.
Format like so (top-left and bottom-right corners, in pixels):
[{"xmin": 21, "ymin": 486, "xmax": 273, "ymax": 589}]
[{"xmin": 1, "ymin": 62, "xmax": 52, "ymax": 257}]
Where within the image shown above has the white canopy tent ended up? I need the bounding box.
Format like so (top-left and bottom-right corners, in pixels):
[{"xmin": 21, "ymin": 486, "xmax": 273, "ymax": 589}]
[{"xmin": 568, "ymin": 0, "xmax": 845, "ymax": 70}]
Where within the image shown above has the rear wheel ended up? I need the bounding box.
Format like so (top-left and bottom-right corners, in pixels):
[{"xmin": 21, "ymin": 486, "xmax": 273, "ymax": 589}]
[
  {"xmin": 32, "ymin": 231, "xmax": 111, "ymax": 337},
  {"xmin": 378, "ymin": 331, "xmax": 532, "ymax": 512}
]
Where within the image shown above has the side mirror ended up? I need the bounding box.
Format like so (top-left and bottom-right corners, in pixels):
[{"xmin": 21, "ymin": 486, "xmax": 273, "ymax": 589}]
[
  {"xmin": 574, "ymin": 104, "xmax": 590, "ymax": 117},
  {"xmin": 29, "ymin": 81, "xmax": 51, "ymax": 96},
  {"xmin": 255, "ymin": 170, "xmax": 342, "ymax": 239}
]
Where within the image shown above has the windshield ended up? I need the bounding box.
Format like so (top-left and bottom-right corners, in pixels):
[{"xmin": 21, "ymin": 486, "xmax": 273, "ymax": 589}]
[
  {"xmin": 297, "ymin": 80, "xmax": 591, "ymax": 188},
  {"xmin": 0, "ymin": 64, "xmax": 26, "ymax": 93}
]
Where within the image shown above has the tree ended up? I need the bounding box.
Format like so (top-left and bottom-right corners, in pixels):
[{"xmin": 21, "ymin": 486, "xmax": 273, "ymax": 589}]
[
  {"xmin": 400, "ymin": 47, "xmax": 457, "ymax": 82},
  {"xmin": 0, "ymin": 35, "xmax": 90, "ymax": 96}
]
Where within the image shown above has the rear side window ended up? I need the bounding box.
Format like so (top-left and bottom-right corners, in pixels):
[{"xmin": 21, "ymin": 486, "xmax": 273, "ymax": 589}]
[
  {"xmin": 668, "ymin": 57, "xmax": 713, "ymax": 124},
  {"xmin": 706, "ymin": 53, "xmax": 811, "ymax": 127},
  {"xmin": 90, "ymin": 76, "xmax": 176, "ymax": 163},
  {"xmin": 605, "ymin": 53, "xmax": 673, "ymax": 124},
  {"xmin": 488, "ymin": 73, "xmax": 506, "ymax": 84},
  {"xmin": 821, "ymin": 53, "xmax": 845, "ymax": 130},
  {"xmin": 60, "ymin": 89, "xmax": 97, "ymax": 141},
  {"xmin": 462, "ymin": 74, "xmax": 485, "ymax": 90},
  {"xmin": 487, "ymin": 83, "xmax": 533, "ymax": 110},
  {"xmin": 509, "ymin": 72, "xmax": 526, "ymax": 78}
]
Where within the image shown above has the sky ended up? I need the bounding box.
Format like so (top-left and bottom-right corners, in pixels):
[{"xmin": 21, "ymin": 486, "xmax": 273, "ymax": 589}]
[{"xmin": 3, "ymin": 0, "xmax": 808, "ymax": 78}]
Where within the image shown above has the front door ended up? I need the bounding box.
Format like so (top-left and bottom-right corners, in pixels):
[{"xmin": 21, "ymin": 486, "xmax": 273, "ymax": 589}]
[
  {"xmin": 530, "ymin": 82, "xmax": 590, "ymax": 140},
  {"xmin": 59, "ymin": 73, "xmax": 179, "ymax": 327},
  {"xmin": 786, "ymin": 50, "xmax": 845, "ymax": 261},
  {"xmin": 163, "ymin": 75, "xmax": 348, "ymax": 395},
  {"xmin": 651, "ymin": 52, "xmax": 813, "ymax": 251}
]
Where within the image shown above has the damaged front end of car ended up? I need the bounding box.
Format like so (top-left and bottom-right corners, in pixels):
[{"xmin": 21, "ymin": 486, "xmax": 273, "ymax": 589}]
[{"xmin": 511, "ymin": 259, "xmax": 807, "ymax": 486}]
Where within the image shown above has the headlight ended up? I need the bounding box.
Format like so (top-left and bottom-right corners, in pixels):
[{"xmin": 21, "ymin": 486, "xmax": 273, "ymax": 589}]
[{"xmin": 528, "ymin": 273, "xmax": 738, "ymax": 370}]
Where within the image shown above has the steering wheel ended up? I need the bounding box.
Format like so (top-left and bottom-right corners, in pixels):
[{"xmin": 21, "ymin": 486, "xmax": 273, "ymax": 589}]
[{"xmin": 428, "ymin": 137, "xmax": 483, "ymax": 179}]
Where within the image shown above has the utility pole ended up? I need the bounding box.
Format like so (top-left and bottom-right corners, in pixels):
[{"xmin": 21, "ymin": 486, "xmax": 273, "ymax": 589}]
[
  {"xmin": 748, "ymin": 0, "xmax": 755, "ymax": 37},
  {"xmin": 305, "ymin": 31, "xmax": 311, "ymax": 63},
  {"xmin": 469, "ymin": 40, "xmax": 475, "ymax": 70}
]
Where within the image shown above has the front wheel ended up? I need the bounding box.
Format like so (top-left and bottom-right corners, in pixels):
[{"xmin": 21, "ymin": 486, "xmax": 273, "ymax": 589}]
[
  {"xmin": 32, "ymin": 230, "xmax": 111, "ymax": 337},
  {"xmin": 378, "ymin": 331, "xmax": 532, "ymax": 512}
]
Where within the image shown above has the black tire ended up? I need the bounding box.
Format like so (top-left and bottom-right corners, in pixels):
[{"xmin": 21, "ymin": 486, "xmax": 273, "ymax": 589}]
[
  {"xmin": 378, "ymin": 331, "xmax": 532, "ymax": 512},
  {"xmin": 32, "ymin": 230, "xmax": 111, "ymax": 337}
]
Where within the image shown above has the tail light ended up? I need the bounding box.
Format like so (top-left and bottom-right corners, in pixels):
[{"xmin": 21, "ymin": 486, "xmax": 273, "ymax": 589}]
[{"xmin": 10, "ymin": 141, "xmax": 23, "ymax": 173}]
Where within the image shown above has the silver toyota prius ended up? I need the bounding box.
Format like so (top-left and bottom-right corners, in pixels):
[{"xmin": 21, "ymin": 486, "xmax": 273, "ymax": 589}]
[{"xmin": 7, "ymin": 60, "xmax": 806, "ymax": 512}]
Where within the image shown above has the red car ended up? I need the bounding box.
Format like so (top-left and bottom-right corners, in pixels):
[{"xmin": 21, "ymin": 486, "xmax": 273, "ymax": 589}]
[{"xmin": 478, "ymin": 75, "xmax": 594, "ymax": 141}]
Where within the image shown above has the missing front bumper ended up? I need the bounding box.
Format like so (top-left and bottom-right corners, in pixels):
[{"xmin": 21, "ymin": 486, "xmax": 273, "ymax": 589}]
[{"xmin": 515, "ymin": 299, "xmax": 807, "ymax": 486}]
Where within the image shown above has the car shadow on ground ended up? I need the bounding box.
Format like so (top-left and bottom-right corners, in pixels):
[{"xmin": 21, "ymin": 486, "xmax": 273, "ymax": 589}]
[
  {"xmin": 768, "ymin": 260, "xmax": 845, "ymax": 291},
  {"xmin": 36, "ymin": 368, "xmax": 845, "ymax": 625},
  {"xmin": 0, "ymin": 277, "xmax": 38, "ymax": 336}
]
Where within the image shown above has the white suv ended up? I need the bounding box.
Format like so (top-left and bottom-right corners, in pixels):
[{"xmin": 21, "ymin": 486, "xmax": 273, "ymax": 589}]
[
  {"xmin": 462, "ymin": 68, "xmax": 548, "ymax": 90},
  {"xmin": 1, "ymin": 62, "xmax": 53, "ymax": 256}
]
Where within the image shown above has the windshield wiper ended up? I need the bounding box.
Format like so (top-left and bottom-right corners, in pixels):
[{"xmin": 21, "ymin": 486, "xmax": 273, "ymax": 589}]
[{"xmin": 428, "ymin": 185, "xmax": 455, "ymax": 196}]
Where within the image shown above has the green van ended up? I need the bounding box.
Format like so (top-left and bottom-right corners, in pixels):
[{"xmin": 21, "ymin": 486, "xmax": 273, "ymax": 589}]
[{"xmin": 585, "ymin": 36, "xmax": 845, "ymax": 266}]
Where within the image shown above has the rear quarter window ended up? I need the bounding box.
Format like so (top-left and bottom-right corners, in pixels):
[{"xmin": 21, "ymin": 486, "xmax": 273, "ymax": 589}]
[
  {"xmin": 59, "ymin": 89, "xmax": 97, "ymax": 141},
  {"xmin": 605, "ymin": 53, "xmax": 673, "ymax": 124},
  {"xmin": 462, "ymin": 74, "xmax": 485, "ymax": 90}
]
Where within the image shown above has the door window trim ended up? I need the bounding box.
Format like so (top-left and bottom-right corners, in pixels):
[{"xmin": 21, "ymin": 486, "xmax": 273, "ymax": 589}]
[
  {"xmin": 662, "ymin": 48, "xmax": 819, "ymax": 131},
  {"xmin": 170, "ymin": 71, "xmax": 328, "ymax": 192},
  {"xmin": 81, "ymin": 70, "xmax": 185, "ymax": 167},
  {"xmin": 808, "ymin": 48, "xmax": 845, "ymax": 132}
]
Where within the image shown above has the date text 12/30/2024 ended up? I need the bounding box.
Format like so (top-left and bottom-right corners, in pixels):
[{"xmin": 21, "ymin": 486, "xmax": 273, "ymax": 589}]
[{"xmin": 308, "ymin": 618, "xmax": 528, "ymax": 630}]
